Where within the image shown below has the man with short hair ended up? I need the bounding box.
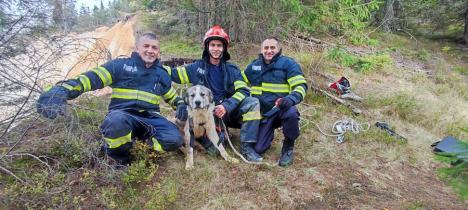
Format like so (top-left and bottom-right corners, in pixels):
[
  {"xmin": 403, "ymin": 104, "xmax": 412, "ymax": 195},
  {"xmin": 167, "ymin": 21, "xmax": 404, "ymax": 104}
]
[
  {"xmin": 243, "ymin": 37, "xmax": 308, "ymax": 167},
  {"xmin": 169, "ymin": 25, "xmax": 263, "ymax": 162},
  {"xmin": 37, "ymin": 33, "xmax": 187, "ymax": 165}
]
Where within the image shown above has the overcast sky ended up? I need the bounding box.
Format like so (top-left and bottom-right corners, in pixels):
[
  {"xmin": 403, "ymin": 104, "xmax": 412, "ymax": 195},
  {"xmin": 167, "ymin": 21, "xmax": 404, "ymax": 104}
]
[{"xmin": 75, "ymin": 0, "xmax": 111, "ymax": 10}]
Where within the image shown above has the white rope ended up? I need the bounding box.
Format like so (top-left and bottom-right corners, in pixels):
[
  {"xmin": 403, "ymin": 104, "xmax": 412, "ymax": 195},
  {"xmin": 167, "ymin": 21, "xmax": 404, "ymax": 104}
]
[
  {"xmin": 219, "ymin": 119, "xmax": 276, "ymax": 167},
  {"xmin": 315, "ymin": 117, "xmax": 370, "ymax": 143}
]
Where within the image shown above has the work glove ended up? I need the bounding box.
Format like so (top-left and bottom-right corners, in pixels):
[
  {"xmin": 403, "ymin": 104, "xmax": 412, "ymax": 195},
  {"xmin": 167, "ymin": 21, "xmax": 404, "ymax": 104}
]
[
  {"xmin": 36, "ymin": 86, "xmax": 68, "ymax": 119},
  {"xmin": 277, "ymin": 97, "xmax": 294, "ymax": 110},
  {"xmin": 175, "ymin": 102, "xmax": 188, "ymax": 121}
]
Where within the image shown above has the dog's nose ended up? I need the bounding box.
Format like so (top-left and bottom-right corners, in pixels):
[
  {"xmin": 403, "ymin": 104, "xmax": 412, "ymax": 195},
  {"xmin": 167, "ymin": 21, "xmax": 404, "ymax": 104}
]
[{"xmin": 195, "ymin": 100, "xmax": 201, "ymax": 107}]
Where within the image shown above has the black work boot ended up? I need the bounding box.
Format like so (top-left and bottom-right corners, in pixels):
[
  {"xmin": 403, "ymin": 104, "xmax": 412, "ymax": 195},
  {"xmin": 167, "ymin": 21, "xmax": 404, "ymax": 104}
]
[
  {"xmin": 240, "ymin": 142, "xmax": 263, "ymax": 162},
  {"xmin": 198, "ymin": 136, "xmax": 220, "ymax": 157},
  {"xmin": 279, "ymin": 139, "xmax": 295, "ymax": 167}
]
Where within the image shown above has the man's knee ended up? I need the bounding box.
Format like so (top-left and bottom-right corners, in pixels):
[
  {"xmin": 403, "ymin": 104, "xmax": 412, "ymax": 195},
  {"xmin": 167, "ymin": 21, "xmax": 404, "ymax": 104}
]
[
  {"xmin": 282, "ymin": 106, "xmax": 300, "ymax": 120},
  {"xmin": 160, "ymin": 135, "xmax": 183, "ymax": 151},
  {"xmin": 240, "ymin": 97, "xmax": 260, "ymax": 111},
  {"xmin": 100, "ymin": 111, "xmax": 133, "ymax": 136}
]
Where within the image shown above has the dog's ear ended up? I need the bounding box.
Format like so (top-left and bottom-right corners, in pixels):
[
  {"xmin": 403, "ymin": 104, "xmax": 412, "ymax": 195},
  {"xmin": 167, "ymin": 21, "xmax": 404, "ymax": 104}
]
[{"xmin": 208, "ymin": 89, "xmax": 213, "ymax": 103}]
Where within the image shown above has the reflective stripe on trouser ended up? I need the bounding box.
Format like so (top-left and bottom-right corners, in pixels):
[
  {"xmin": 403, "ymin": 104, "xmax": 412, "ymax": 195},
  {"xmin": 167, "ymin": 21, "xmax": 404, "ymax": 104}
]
[
  {"xmin": 100, "ymin": 110, "xmax": 183, "ymax": 158},
  {"xmin": 254, "ymin": 106, "xmax": 300, "ymax": 154},
  {"xmin": 234, "ymin": 96, "xmax": 260, "ymax": 143}
]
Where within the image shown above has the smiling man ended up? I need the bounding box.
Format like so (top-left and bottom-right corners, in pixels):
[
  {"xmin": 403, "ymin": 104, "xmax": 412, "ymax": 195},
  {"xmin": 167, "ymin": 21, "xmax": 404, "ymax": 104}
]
[
  {"xmin": 243, "ymin": 37, "xmax": 308, "ymax": 167},
  {"xmin": 36, "ymin": 33, "xmax": 188, "ymax": 166},
  {"xmin": 169, "ymin": 25, "xmax": 263, "ymax": 162}
]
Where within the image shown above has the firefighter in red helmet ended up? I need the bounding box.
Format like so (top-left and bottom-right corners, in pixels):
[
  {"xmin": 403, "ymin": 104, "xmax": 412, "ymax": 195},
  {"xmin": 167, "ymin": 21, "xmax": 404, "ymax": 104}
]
[{"xmin": 169, "ymin": 25, "xmax": 263, "ymax": 162}]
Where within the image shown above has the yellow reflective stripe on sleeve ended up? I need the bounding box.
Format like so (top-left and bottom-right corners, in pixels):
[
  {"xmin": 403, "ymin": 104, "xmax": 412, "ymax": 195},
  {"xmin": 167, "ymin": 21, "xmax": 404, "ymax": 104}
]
[
  {"xmin": 234, "ymin": 80, "xmax": 248, "ymax": 90},
  {"xmin": 293, "ymin": 86, "xmax": 306, "ymax": 98},
  {"xmin": 163, "ymin": 87, "xmax": 176, "ymax": 100},
  {"xmin": 242, "ymin": 111, "xmax": 261, "ymax": 121},
  {"xmin": 262, "ymin": 83, "xmax": 290, "ymax": 93},
  {"xmin": 92, "ymin": 66, "xmax": 113, "ymax": 86},
  {"xmin": 111, "ymin": 88, "xmax": 161, "ymax": 105},
  {"xmin": 152, "ymin": 137, "xmax": 165, "ymax": 152},
  {"xmin": 104, "ymin": 132, "xmax": 132, "ymax": 149},
  {"xmin": 177, "ymin": 66, "xmax": 189, "ymax": 84},
  {"xmin": 61, "ymin": 83, "xmax": 82, "ymax": 91},
  {"xmin": 163, "ymin": 65, "xmax": 171, "ymax": 76},
  {"xmin": 78, "ymin": 75, "xmax": 91, "ymax": 92},
  {"xmin": 287, "ymin": 75, "xmax": 307, "ymax": 87},
  {"xmin": 232, "ymin": 92, "xmax": 246, "ymax": 101},
  {"xmin": 251, "ymin": 86, "xmax": 262, "ymax": 95},
  {"xmin": 241, "ymin": 71, "xmax": 249, "ymax": 84},
  {"xmin": 60, "ymin": 83, "xmax": 74, "ymax": 91}
]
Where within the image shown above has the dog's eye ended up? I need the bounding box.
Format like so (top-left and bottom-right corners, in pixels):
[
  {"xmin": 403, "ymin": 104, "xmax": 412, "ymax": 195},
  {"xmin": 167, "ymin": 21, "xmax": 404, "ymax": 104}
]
[
  {"xmin": 200, "ymin": 93, "xmax": 205, "ymax": 97},
  {"xmin": 190, "ymin": 94, "xmax": 195, "ymax": 97}
]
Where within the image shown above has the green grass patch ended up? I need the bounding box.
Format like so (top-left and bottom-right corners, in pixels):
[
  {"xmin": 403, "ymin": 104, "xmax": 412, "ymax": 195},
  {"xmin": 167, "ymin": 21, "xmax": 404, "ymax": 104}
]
[
  {"xmin": 435, "ymin": 157, "xmax": 468, "ymax": 200},
  {"xmin": 326, "ymin": 47, "xmax": 392, "ymax": 73},
  {"xmin": 365, "ymin": 92, "xmax": 421, "ymax": 122},
  {"xmin": 453, "ymin": 66, "xmax": 468, "ymax": 75},
  {"xmin": 160, "ymin": 36, "xmax": 200, "ymax": 57}
]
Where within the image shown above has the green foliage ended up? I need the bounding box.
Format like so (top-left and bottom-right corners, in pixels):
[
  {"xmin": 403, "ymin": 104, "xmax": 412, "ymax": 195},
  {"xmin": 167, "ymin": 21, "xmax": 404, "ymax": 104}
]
[{"xmin": 122, "ymin": 142, "xmax": 159, "ymax": 185}]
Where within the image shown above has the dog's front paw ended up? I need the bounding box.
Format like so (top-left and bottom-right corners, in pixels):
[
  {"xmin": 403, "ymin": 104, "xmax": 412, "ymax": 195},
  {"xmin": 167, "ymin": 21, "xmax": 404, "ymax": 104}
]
[
  {"xmin": 185, "ymin": 162, "xmax": 194, "ymax": 170},
  {"xmin": 228, "ymin": 157, "xmax": 240, "ymax": 164}
]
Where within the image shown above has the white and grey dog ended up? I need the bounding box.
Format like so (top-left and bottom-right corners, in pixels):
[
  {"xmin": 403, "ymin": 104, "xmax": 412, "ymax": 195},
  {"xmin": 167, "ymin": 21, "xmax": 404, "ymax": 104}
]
[{"xmin": 177, "ymin": 85, "xmax": 238, "ymax": 170}]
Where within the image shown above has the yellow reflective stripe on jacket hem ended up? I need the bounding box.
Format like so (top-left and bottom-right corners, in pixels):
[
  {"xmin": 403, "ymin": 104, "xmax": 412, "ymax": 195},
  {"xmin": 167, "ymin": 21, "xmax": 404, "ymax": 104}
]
[
  {"xmin": 78, "ymin": 75, "xmax": 91, "ymax": 92},
  {"xmin": 163, "ymin": 87, "xmax": 176, "ymax": 100},
  {"xmin": 177, "ymin": 67, "xmax": 189, "ymax": 84},
  {"xmin": 287, "ymin": 75, "xmax": 307, "ymax": 87},
  {"xmin": 262, "ymin": 83, "xmax": 290, "ymax": 93},
  {"xmin": 293, "ymin": 86, "xmax": 306, "ymax": 98},
  {"xmin": 111, "ymin": 88, "xmax": 161, "ymax": 104},
  {"xmin": 234, "ymin": 80, "xmax": 248, "ymax": 90},
  {"xmin": 242, "ymin": 111, "xmax": 261, "ymax": 121},
  {"xmin": 92, "ymin": 66, "xmax": 113, "ymax": 86},
  {"xmin": 152, "ymin": 137, "xmax": 165, "ymax": 152},
  {"xmin": 105, "ymin": 132, "xmax": 132, "ymax": 149},
  {"xmin": 251, "ymin": 86, "xmax": 262, "ymax": 95},
  {"xmin": 232, "ymin": 92, "xmax": 246, "ymax": 101}
]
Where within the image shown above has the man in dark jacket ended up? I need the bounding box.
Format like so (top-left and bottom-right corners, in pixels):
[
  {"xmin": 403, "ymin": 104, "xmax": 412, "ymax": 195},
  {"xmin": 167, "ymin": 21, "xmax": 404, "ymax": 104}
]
[
  {"xmin": 36, "ymin": 33, "xmax": 188, "ymax": 165},
  {"xmin": 169, "ymin": 25, "xmax": 263, "ymax": 162},
  {"xmin": 243, "ymin": 37, "xmax": 308, "ymax": 167}
]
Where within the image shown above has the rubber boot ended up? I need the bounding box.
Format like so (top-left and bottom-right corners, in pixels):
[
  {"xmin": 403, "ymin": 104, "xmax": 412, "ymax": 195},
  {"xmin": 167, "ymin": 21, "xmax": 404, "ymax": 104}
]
[
  {"xmin": 241, "ymin": 142, "xmax": 263, "ymax": 162},
  {"xmin": 279, "ymin": 139, "xmax": 295, "ymax": 167}
]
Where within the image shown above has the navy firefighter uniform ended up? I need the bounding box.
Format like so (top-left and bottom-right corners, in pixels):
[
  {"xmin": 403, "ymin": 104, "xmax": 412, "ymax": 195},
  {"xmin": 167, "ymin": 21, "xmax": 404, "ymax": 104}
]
[
  {"xmin": 243, "ymin": 51, "xmax": 308, "ymax": 156},
  {"xmin": 37, "ymin": 52, "xmax": 184, "ymax": 164}
]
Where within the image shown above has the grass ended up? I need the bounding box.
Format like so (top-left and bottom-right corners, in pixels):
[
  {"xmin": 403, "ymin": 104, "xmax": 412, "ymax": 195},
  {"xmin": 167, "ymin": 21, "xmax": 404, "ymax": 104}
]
[
  {"xmin": 435, "ymin": 156, "xmax": 468, "ymax": 201},
  {"xmin": 2, "ymin": 28, "xmax": 468, "ymax": 209}
]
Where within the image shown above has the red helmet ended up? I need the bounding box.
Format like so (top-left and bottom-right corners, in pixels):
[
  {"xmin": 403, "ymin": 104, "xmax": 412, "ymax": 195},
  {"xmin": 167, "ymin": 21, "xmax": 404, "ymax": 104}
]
[{"xmin": 203, "ymin": 25, "xmax": 230, "ymax": 48}]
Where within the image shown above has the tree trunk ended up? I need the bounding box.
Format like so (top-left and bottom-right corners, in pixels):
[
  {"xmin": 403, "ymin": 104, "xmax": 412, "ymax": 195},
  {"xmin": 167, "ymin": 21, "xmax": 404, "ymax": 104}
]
[
  {"xmin": 382, "ymin": 0, "xmax": 396, "ymax": 32},
  {"xmin": 464, "ymin": 4, "xmax": 468, "ymax": 44}
]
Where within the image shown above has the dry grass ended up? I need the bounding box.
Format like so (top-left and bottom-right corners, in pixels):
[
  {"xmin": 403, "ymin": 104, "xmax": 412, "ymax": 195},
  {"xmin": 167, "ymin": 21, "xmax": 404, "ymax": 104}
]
[{"xmin": 1, "ymin": 33, "xmax": 467, "ymax": 209}]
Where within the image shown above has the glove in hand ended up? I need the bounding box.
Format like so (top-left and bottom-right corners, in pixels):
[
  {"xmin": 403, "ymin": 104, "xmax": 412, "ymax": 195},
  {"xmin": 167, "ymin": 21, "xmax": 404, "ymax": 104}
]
[
  {"xmin": 278, "ymin": 97, "xmax": 294, "ymax": 110},
  {"xmin": 36, "ymin": 86, "xmax": 68, "ymax": 119},
  {"xmin": 175, "ymin": 103, "xmax": 188, "ymax": 121}
]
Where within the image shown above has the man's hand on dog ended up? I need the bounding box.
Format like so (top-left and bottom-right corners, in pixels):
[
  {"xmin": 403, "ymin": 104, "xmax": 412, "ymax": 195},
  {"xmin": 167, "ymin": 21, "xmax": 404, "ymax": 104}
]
[
  {"xmin": 176, "ymin": 103, "xmax": 188, "ymax": 121},
  {"xmin": 214, "ymin": 105, "xmax": 226, "ymax": 118}
]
